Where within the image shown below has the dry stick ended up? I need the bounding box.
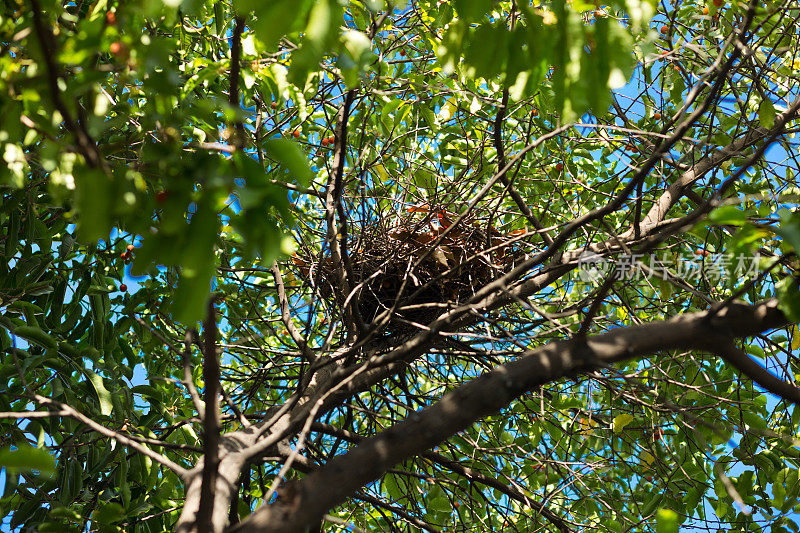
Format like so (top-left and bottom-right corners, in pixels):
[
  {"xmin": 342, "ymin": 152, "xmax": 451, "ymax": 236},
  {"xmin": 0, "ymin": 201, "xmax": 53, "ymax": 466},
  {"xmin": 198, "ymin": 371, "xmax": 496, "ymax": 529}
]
[
  {"xmin": 234, "ymin": 300, "xmax": 793, "ymax": 532},
  {"xmin": 197, "ymin": 300, "xmax": 222, "ymax": 533}
]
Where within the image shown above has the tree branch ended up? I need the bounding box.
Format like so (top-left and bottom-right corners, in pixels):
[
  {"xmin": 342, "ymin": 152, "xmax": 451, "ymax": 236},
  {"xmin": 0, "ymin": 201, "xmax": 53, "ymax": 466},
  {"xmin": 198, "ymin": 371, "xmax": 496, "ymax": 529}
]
[
  {"xmin": 183, "ymin": 329, "xmax": 206, "ymax": 418},
  {"xmin": 29, "ymin": 0, "xmax": 102, "ymax": 168},
  {"xmin": 198, "ymin": 299, "xmax": 222, "ymax": 533},
  {"xmin": 229, "ymin": 16, "xmax": 246, "ymax": 148},
  {"xmin": 233, "ymin": 299, "xmax": 791, "ymax": 532},
  {"xmin": 493, "ymin": 89, "xmax": 553, "ymax": 246}
]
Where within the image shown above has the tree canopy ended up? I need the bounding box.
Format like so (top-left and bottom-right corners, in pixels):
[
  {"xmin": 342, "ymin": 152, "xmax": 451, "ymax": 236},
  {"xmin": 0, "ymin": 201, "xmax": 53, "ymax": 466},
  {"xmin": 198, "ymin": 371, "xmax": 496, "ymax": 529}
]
[{"xmin": 2, "ymin": 0, "xmax": 800, "ymax": 532}]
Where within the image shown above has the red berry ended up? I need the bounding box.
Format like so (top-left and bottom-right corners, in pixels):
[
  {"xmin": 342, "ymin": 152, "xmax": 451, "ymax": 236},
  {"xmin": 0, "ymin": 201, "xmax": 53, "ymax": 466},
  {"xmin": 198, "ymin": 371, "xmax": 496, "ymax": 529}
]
[
  {"xmin": 321, "ymin": 138, "xmax": 329, "ymax": 146},
  {"xmin": 702, "ymin": 6, "xmax": 709, "ymax": 14},
  {"xmin": 327, "ymin": 136, "xmax": 335, "ymax": 144},
  {"xmin": 555, "ymin": 162, "xmax": 564, "ymax": 172},
  {"xmin": 126, "ymin": 244, "xmax": 135, "ymax": 251},
  {"xmin": 532, "ymin": 108, "xmax": 539, "ymax": 117},
  {"xmin": 109, "ymin": 42, "xmax": 128, "ymax": 60},
  {"xmin": 119, "ymin": 284, "xmax": 128, "ymax": 292},
  {"xmin": 660, "ymin": 25, "xmax": 668, "ymax": 34},
  {"xmin": 270, "ymin": 102, "xmax": 278, "ymax": 109},
  {"xmin": 713, "ymin": 0, "xmax": 723, "ymax": 6},
  {"xmin": 653, "ymin": 112, "xmax": 661, "ymax": 119},
  {"xmin": 106, "ymin": 11, "xmax": 117, "ymax": 25},
  {"xmin": 155, "ymin": 191, "xmax": 169, "ymax": 204},
  {"xmin": 292, "ymin": 129, "xmax": 300, "ymax": 139},
  {"xmin": 120, "ymin": 252, "xmax": 128, "ymax": 259}
]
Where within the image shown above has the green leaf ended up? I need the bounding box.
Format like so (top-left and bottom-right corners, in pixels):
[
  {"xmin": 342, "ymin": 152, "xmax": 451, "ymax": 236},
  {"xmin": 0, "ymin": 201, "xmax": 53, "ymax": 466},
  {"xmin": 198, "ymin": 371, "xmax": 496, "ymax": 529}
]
[
  {"xmin": 75, "ymin": 168, "xmax": 112, "ymax": 243},
  {"xmin": 656, "ymin": 509, "xmax": 679, "ymax": 533},
  {"xmin": 0, "ymin": 446, "xmax": 55, "ymax": 475},
  {"xmin": 412, "ymin": 168, "xmax": 438, "ymax": 197},
  {"xmin": 173, "ymin": 263, "xmax": 216, "ymax": 325},
  {"xmin": 339, "ymin": 30, "xmax": 374, "ymax": 87},
  {"xmin": 85, "ymin": 369, "xmax": 113, "ymax": 416},
  {"xmin": 93, "ymin": 501, "xmax": 125, "ymax": 525},
  {"xmin": 772, "ymin": 470, "xmax": 788, "ymax": 509},
  {"xmin": 670, "ymin": 75, "xmax": 685, "ymax": 107},
  {"xmin": 708, "ymin": 205, "xmax": 748, "ymax": 226},
  {"xmin": 774, "ymin": 211, "xmax": 800, "ymax": 253},
  {"xmin": 181, "ymin": 201, "xmax": 219, "ymax": 277},
  {"xmin": 13, "ymin": 326, "xmax": 57, "ymax": 349},
  {"xmin": 759, "ymin": 98, "xmax": 776, "ymax": 128},
  {"xmin": 380, "ymin": 99, "xmax": 403, "ymax": 136},
  {"xmin": 453, "ymin": 0, "xmax": 492, "ymax": 21},
  {"xmin": 264, "ymin": 139, "xmax": 313, "ymax": 188},
  {"xmin": 613, "ymin": 413, "xmax": 635, "ymax": 434},
  {"xmin": 463, "ymin": 23, "xmax": 509, "ymax": 79},
  {"xmin": 235, "ymin": 0, "xmax": 306, "ymax": 51},
  {"xmin": 428, "ymin": 497, "xmax": 451, "ymax": 512},
  {"xmin": 777, "ymin": 277, "xmax": 800, "ymax": 324},
  {"xmin": 172, "ymin": 200, "xmax": 219, "ymax": 322},
  {"xmin": 289, "ymin": 0, "xmax": 342, "ymax": 85}
]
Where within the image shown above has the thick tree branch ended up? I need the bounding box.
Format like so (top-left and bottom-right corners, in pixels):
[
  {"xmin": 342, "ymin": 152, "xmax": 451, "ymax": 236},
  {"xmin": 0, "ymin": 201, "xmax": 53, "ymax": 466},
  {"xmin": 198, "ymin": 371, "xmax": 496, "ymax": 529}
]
[
  {"xmin": 712, "ymin": 340, "xmax": 800, "ymax": 404},
  {"xmin": 310, "ymin": 422, "xmax": 576, "ymax": 532},
  {"xmin": 198, "ymin": 300, "xmax": 222, "ymax": 533},
  {"xmin": 324, "ymin": 90, "xmax": 361, "ymax": 336},
  {"xmin": 234, "ymin": 299, "xmax": 791, "ymax": 532}
]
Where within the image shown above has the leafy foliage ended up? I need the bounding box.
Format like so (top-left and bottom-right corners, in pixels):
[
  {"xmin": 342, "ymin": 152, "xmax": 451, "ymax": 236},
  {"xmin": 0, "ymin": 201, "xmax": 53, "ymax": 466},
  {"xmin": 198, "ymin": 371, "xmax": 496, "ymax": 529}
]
[{"xmin": 2, "ymin": 0, "xmax": 800, "ymax": 532}]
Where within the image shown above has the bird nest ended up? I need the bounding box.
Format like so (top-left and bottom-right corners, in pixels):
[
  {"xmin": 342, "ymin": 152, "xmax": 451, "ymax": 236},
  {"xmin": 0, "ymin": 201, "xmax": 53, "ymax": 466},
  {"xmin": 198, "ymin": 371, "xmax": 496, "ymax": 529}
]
[{"xmin": 292, "ymin": 205, "xmax": 530, "ymax": 330}]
